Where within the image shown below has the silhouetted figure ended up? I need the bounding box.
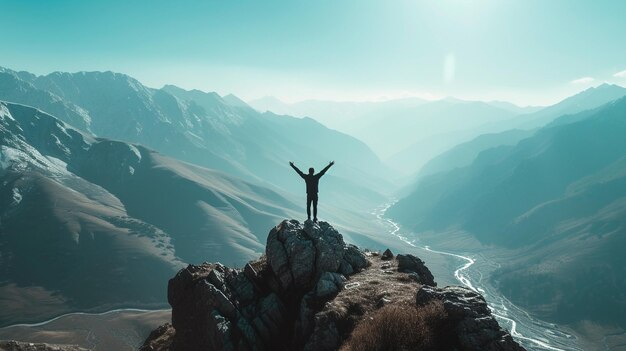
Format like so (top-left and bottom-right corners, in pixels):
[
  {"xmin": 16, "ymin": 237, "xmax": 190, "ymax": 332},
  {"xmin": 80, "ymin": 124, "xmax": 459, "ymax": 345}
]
[{"xmin": 289, "ymin": 161, "xmax": 334, "ymax": 222}]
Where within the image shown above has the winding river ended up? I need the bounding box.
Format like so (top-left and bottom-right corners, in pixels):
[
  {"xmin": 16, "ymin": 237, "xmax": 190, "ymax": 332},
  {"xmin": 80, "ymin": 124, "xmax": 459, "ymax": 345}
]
[
  {"xmin": 374, "ymin": 202, "xmax": 583, "ymax": 351},
  {"xmin": 1, "ymin": 204, "xmax": 587, "ymax": 351}
]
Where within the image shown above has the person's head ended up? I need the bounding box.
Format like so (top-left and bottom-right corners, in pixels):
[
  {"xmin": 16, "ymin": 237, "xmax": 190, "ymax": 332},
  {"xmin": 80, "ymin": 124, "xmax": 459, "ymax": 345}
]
[{"xmin": 309, "ymin": 167, "xmax": 314, "ymax": 175}]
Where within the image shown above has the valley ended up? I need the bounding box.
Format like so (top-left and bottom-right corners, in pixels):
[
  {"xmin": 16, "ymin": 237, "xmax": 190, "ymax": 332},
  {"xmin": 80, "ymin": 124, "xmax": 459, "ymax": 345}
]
[{"xmin": 2, "ymin": 65, "xmax": 626, "ymax": 350}]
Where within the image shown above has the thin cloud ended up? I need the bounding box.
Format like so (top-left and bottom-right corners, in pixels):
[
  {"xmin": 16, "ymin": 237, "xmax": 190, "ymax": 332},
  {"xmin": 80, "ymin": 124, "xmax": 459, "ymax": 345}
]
[
  {"xmin": 570, "ymin": 77, "xmax": 594, "ymax": 84},
  {"xmin": 614, "ymin": 70, "xmax": 626, "ymax": 78}
]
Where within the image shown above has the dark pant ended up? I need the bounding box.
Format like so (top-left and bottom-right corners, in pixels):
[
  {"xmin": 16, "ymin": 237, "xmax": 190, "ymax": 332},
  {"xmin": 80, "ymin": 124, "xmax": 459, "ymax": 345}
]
[{"xmin": 307, "ymin": 194, "xmax": 318, "ymax": 220}]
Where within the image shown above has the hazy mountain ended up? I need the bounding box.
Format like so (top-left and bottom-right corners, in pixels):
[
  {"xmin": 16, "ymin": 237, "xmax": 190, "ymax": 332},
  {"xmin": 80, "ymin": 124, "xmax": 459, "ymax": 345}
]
[
  {"xmin": 368, "ymin": 100, "xmax": 520, "ymax": 176},
  {"xmin": 392, "ymin": 84, "xmax": 626, "ymax": 179},
  {"xmin": 417, "ymin": 129, "xmax": 535, "ymax": 178},
  {"xmin": 0, "ymin": 101, "xmax": 301, "ymax": 326},
  {"xmin": 388, "ymin": 96, "xmax": 626, "ymax": 328},
  {"xmin": 485, "ymin": 100, "xmax": 543, "ymax": 114},
  {"xmin": 250, "ymin": 96, "xmax": 526, "ymax": 175},
  {"xmin": 0, "ymin": 68, "xmax": 393, "ymax": 209},
  {"xmin": 161, "ymin": 85, "xmax": 394, "ymax": 208},
  {"xmin": 0, "ymin": 68, "xmax": 92, "ymax": 132},
  {"xmin": 247, "ymin": 96, "xmax": 416, "ymax": 132},
  {"xmin": 254, "ymin": 86, "xmax": 626, "ymax": 178},
  {"xmin": 510, "ymin": 83, "xmax": 626, "ymax": 130}
]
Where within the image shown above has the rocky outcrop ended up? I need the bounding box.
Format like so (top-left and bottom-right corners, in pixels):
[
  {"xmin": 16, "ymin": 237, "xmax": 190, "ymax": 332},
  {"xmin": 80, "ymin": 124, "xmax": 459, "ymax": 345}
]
[
  {"xmin": 139, "ymin": 323, "xmax": 175, "ymax": 351},
  {"xmin": 164, "ymin": 220, "xmax": 369, "ymax": 351},
  {"xmin": 142, "ymin": 220, "xmax": 525, "ymax": 351},
  {"xmin": 0, "ymin": 341, "xmax": 88, "ymax": 351},
  {"xmin": 416, "ymin": 286, "xmax": 525, "ymax": 351},
  {"xmin": 381, "ymin": 248, "xmax": 393, "ymax": 260},
  {"xmin": 396, "ymin": 253, "xmax": 436, "ymax": 286}
]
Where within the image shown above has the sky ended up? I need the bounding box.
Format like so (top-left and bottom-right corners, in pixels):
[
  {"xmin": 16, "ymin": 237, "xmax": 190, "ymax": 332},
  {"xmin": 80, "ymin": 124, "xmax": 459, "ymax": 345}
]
[{"xmin": 1, "ymin": 0, "xmax": 626, "ymax": 106}]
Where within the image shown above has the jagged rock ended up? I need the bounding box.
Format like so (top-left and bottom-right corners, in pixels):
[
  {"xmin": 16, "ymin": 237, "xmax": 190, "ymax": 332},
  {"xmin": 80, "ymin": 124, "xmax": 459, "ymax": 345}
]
[
  {"xmin": 416, "ymin": 286, "xmax": 525, "ymax": 351},
  {"xmin": 315, "ymin": 272, "xmax": 346, "ymax": 299},
  {"xmin": 343, "ymin": 244, "xmax": 368, "ymax": 271},
  {"xmin": 303, "ymin": 221, "xmax": 347, "ymax": 275},
  {"xmin": 244, "ymin": 263, "xmax": 258, "ymax": 282},
  {"xmin": 162, "ymin": 220, "xmax": 369, "ymax": 351},
  {"xmin": 396, "ymin": 254, "xmax": 436, "ymax": 286},
  {"xmin": 303, "ymin": 312, "xmax": 342, "ymax": 351},
  {"xmin": 267, "ymin": 220, "xmax": 316, "ymax": 290},
  {"xmin": 338, "ymin": 261, "xmax": 354, "ymax": 276},
  {"xmin": 0, "ymin": 341, "xmax": 89, "ymax": 351},
  {"xmin": 143, "ymin": 220, "xmax": 524, "ymax": 351},
  {"xmin": 167, "ymin": 264, "xmax": 239, "ymax": 351},
  {"xmin": 139, "ymin": 324, "xmax": 175, "ymax": 351},
  {"xmin": 381, "ymin": 248, "xmax": 394, "ymax": 260},
  {"xmin": 407, "ymin": 272, "xmax": 420, "ymax": 282}
]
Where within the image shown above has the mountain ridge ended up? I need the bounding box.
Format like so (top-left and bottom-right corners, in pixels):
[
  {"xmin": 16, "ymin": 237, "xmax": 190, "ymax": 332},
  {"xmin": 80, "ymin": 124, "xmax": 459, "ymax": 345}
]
[
  {"xmin": 388, "ymin": 95, "xmax": 626, "ymax": 330},
  {"xmin": 0, "ymin": 100, "xmax": 301, "ymax": 326},
  {"xmin": 0, "ymin": 67, "xmax": 394, "ymax": 209}
]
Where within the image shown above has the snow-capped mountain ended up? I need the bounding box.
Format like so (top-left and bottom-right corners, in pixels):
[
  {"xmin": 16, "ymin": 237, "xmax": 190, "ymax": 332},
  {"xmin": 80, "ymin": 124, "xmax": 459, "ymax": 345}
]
[
  {"xmin": 0, "ymin": 67, "xmax": 394, "ymax": 209},
  {"xmin": 0, "ymin": 101, "xmax": 299, "ymax": 326}
]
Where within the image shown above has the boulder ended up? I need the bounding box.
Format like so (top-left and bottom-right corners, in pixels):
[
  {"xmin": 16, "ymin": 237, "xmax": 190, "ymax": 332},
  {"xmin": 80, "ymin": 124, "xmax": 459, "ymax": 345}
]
[
  {"xmin": 396, "ymin": 254, "xmax": 436, "ymax": 286},
  {"xmin": 315, "ymin": 272, "xmax": 346, "ymax": 299},
  {"xmin": 163, "ymin": 220, "xmax": 368, "ymax": 351},
  {"xmin": 416, "ymin": 286, "xmax": 525, "ymax": 351},
  {"xmin": 381, "ymin": 248, "xmax": 394, "ymax": 260},
  {"xmin": 343, "ymin": 244, "xmax": 368, "ymax": 271}
]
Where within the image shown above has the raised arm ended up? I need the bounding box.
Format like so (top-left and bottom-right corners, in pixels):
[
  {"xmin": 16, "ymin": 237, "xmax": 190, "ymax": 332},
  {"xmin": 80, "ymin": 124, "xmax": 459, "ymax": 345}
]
[
  {"xmin": 289, "ymin": 161, "xmax": 305, "ymax": 178},
  {"xmin": 316, "ymin": 161, "xmax": 334, "ymax": 178}
]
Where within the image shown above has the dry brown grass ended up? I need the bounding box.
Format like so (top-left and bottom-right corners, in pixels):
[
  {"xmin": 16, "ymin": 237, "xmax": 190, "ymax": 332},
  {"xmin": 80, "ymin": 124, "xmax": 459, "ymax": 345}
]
[{"xmin": 340, "ymin": 301, "xmax": 447, "ymax": 351}]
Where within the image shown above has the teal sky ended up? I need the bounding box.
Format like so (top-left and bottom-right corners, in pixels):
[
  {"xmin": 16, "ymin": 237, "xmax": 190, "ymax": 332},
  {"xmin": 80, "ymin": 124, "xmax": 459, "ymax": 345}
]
[{"xmin": 1, "ymin": 0, "xmax": 626, "ymax": 105}]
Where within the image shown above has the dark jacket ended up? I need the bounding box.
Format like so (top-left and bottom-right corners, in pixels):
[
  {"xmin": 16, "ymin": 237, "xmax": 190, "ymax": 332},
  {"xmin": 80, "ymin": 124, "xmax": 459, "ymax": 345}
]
[{"xmin": 290, "ymin": 163, "xmax": 332, "ymax": 195}]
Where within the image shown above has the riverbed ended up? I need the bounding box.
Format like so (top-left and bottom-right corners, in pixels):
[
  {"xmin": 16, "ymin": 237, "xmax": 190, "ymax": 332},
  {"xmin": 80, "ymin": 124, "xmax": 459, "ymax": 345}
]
[{"xmin": 373, "ymin": 202, "xmax": 583, "ymax": 351}]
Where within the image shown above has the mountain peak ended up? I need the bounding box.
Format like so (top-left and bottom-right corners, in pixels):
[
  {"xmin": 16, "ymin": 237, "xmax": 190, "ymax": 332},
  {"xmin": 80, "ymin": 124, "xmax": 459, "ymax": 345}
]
[
  {"xmin": 580, "ymin": 82, "xmax": 625, "ymax": 94},
  {"xmin": 594, "ymin": 82, "xmax": 625, "ymax": 91},
  {"xmin": 222, "ymin": 93, "xmax": 250, "ymax": 108},
  {"xmin": 544, "ymin": 82, "xmax": 626, "ymax": 115},
  {"xmin": 141, "ymin": 219, "xmax": 522, "ymax": 351},
  {"xmin": 161, "ymin": 84, "xmax": 221, "ymax": 99}
]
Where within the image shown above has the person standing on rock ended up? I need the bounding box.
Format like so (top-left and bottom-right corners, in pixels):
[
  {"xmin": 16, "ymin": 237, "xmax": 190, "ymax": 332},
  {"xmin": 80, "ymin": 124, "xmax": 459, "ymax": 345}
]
[{"xmin": 289, "ymin": 161, "xmax": 334, "ymax": 222}]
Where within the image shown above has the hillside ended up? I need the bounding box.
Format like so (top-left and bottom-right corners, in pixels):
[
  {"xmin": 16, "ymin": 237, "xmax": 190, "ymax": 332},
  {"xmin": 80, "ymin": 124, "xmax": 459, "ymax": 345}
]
[
  {"xmin": 0, "ymin": 67, "xmax": 393, "ymax": 209},
  {"xmin": 515, "ymin": 83, "xmax": 626, "ymax": 129},
  {"xmin": 388, "ymin": 96, "xmax": 626, "ymax": 328},
  {"xmin": 417, "ymin": 129, "xmax": 534, "ymax": 178},
  {"xmin": 0, "ymin": 101, "xmax": 299, "ymax": 325}
]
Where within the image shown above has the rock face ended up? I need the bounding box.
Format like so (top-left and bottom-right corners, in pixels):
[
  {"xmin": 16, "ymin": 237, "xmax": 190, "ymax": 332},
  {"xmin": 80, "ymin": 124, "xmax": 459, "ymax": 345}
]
[
  {"xmin": 381, "ymin": 248, "xmax": 394, "ymax": 260},
  {"xmin": 416, "ymin": 286, "xmax": 525, "ymax": 351},
  {"xmin": 0, "ymin": 341, "xmax": 88, "ymax": 351},
  {"xmin": 165, "ymin": 220, "xmax": 369, "ymax": 350},
  {"xmin": 143, "ymin": 220, "xmax": 525, "ymax": 351},
  {"xmin": 396, "ymin": 253, "xmax": 436, "ymax": 286}
]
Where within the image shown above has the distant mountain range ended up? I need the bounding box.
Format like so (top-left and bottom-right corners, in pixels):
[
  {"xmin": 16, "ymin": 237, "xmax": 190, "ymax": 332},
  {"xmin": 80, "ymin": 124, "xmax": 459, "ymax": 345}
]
[
  {"xmin": 397, "ymin": 83, "xmax": 626, "ymax": 184},
  {"xmin": 251, "ymin": 85, "xmax": 626, "ymax": 178},
  {"xmin": 3, "ymin": 63, "xmax": 626, "ymax": 344},
  {"xmin": 0, "ymin": 101, "xmax": 306, "ymax": 325},
  {"xmin": 250, "ymin": 96, "xmax": 537, "ymax": 175},
  {"xmin": 388, "ymin": 95, "xmax": 626, "ymax": 329},
  {"xmin": 0, "ymin": 66, "xmax": 405, "ymax": 326},
  {"xmin": 0, "ymin": 67, "xmax": 393, "ymax": 210}
]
